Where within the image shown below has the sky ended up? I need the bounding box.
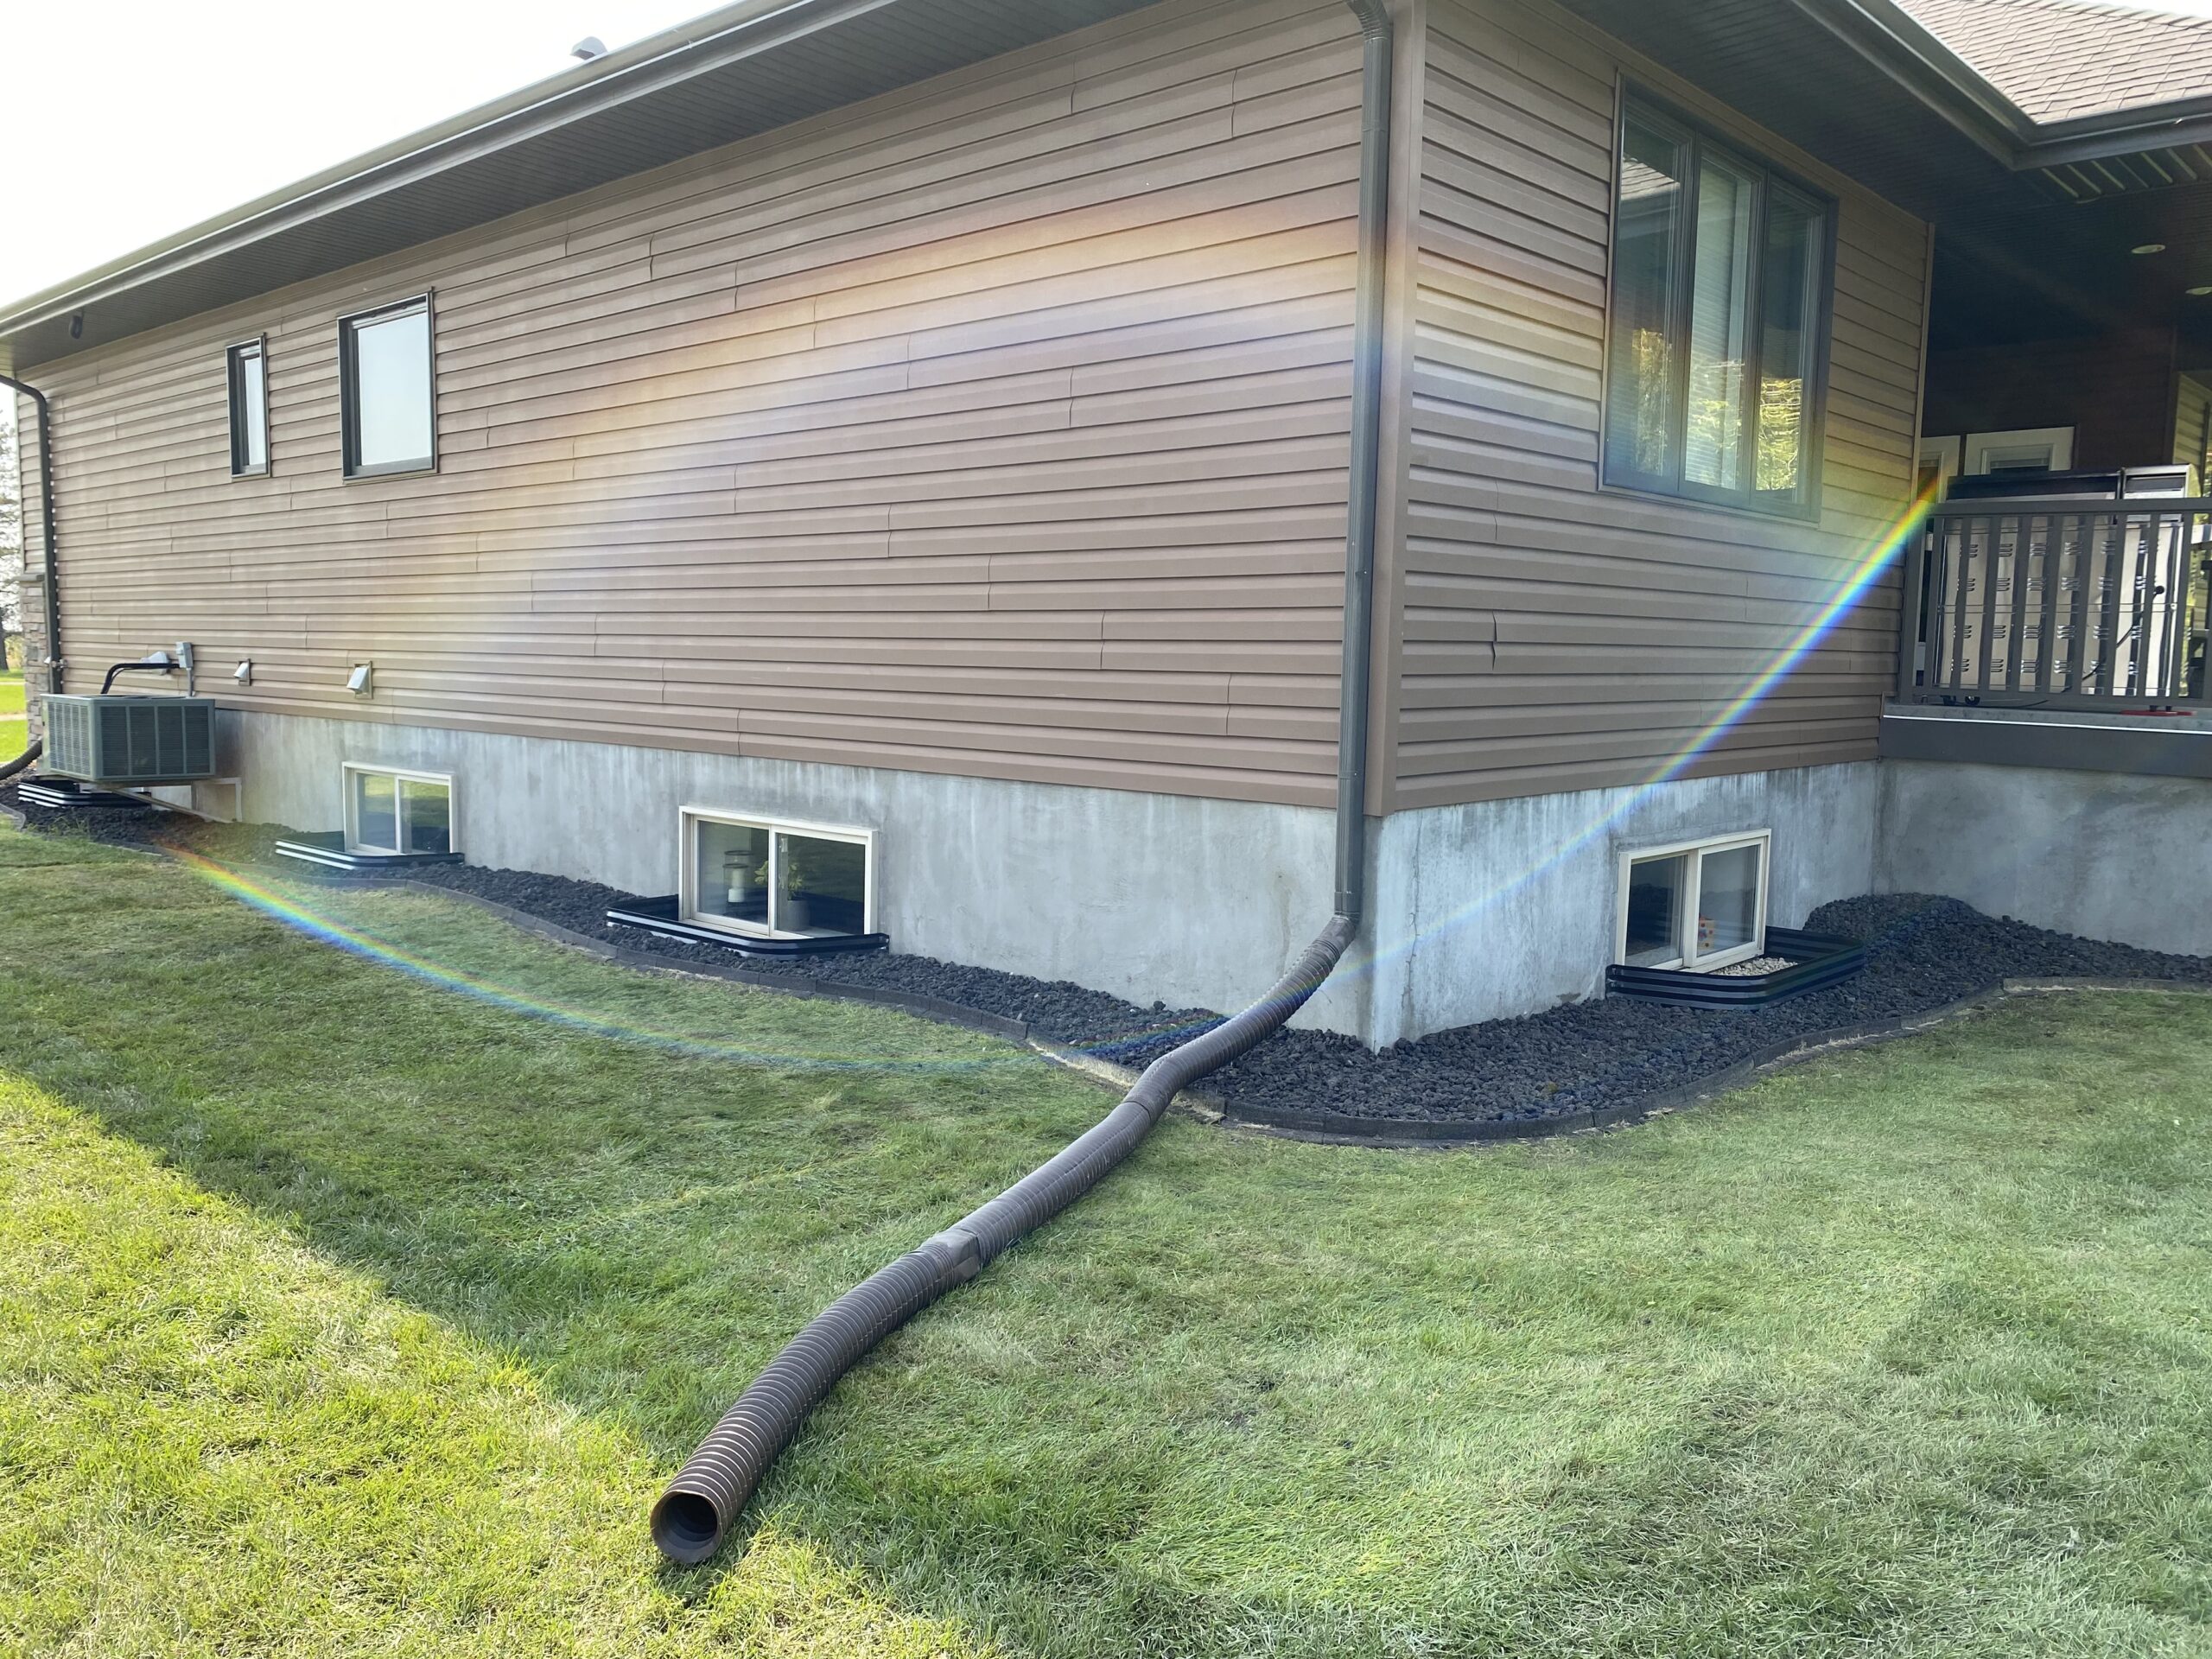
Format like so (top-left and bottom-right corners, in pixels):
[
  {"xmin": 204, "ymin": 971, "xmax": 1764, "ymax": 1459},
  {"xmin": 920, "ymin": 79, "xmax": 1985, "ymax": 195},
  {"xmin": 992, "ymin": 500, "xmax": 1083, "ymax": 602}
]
[
  {"xmin": 0, "ymin": 0, "xmax": 721, "ymax": 305},
  {"xmin": 4, "ymin": 0, "xmax": 2212, "ymax": 305}
]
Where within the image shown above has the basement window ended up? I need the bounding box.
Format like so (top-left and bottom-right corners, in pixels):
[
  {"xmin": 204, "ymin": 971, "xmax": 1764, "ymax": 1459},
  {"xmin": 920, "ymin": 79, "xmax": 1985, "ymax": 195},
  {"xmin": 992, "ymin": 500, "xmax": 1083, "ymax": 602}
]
[
  {"xmin": 681, "ymin": 808, "xmax": 874, "ymax": 940},
  {"xmin": 339, "ymin": 294, "xmax": 435, "ymax": 479},
  {"xmin": 1617, "ymin": 830, "xmax": 1770, "ymax": 971},
  {"xmin": 345, "ymin": 764, "xmax": 455, "ymax": 856},
  {"xmin": 226, "ymin": 337, "xmax": 269, "ymax": 477}
]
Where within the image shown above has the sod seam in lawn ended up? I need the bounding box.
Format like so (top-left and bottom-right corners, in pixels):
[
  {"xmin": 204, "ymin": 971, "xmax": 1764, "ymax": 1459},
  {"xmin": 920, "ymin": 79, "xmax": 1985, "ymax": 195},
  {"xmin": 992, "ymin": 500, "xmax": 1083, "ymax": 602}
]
[{"xmin": 3, "ymin": 824, "xmax": 2210, "ymax": 1657}]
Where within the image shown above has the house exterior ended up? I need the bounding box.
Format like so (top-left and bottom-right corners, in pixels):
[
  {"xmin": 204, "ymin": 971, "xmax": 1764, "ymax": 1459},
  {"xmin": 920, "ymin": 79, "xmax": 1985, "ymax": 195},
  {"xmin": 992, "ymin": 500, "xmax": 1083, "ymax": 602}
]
[{"xmin": 6, "ymin": 0, "xmax": 2209, "ymax": 1046}]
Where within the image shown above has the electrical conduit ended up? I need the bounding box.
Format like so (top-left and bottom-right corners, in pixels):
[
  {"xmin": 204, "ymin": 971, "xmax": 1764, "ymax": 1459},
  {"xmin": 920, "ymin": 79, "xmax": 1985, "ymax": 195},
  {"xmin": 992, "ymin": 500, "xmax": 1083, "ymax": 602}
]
[{"xmin": 650, "ymin": 0, "xmax": 1396, "ymax": 1566}]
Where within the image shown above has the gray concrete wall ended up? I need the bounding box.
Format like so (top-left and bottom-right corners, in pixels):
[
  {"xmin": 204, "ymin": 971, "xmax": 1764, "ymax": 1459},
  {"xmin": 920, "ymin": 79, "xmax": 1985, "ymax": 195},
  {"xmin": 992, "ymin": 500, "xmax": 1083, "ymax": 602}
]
[
  {"xmin": 1877, "ymin": 760, "xmax": 2212, "ymax": 957},
  {"xmin": 1359, "ymin": 763, "xmax": 1881, "ymax": 1048},
  {"xmin": 209, "ymin": 709, "xmax": 1357, "ymax": 1033},
  {"xmin": 201, "ymin": 710, "xmax": 1885, "ymax": 1046}
]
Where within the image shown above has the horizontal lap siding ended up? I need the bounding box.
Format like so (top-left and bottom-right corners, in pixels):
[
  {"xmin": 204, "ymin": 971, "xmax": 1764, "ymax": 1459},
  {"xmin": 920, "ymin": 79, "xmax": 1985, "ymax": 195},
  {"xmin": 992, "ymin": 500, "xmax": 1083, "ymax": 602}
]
[
  {"xmin": 20, "ymin": 0, "xmax": 1358, "ymax": 809},
  {"xmin": 1390, "ymin": 0, "xmax": 1926, "ymax": 811}
]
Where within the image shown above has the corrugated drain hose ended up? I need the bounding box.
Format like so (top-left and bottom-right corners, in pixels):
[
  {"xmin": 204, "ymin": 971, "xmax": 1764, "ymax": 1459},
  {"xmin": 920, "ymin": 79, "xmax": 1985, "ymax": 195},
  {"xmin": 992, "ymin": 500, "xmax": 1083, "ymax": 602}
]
[
  {"xmin": 650, "ymin": 913, "xmax": 1357, "ymax": 1564},
  {"xmin": 0, "ymin": 740, "xmax": 42, "ymax": 784},
  {"xmin": 652, "ymin": 0, "xmax": 1393, "ymax": 1565}
]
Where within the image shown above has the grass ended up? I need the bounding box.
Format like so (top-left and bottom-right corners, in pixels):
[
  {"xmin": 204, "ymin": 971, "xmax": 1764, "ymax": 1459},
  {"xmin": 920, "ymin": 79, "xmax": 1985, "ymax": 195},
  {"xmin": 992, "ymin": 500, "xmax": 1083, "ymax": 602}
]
[
  {"xmin": 0, "ymin": 669, "xmax": 22, "ymax": 756},
  {"xmin": 3, "ymin": 825, "xmax": 2211, "ymax": 1656}
]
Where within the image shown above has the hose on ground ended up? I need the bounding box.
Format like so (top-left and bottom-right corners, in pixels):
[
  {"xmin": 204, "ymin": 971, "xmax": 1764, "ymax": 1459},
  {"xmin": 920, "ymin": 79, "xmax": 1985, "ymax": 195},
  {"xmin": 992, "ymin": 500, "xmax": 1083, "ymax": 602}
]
[
  {"xmin": 650, "ymin": 912, "xmax": 1358, "ymax": 1565},
  {"xmin": 0, "ymin": 741, "xmax": 43, "ymax": 785}
]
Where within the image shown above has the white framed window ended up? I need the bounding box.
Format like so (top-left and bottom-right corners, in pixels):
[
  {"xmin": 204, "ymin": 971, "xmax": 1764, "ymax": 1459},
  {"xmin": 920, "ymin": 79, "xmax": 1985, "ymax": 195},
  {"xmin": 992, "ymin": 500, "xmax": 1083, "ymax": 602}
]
[
  {"xmin": 344, "ymin": 764, "xmax": 456, "ymax": 856},
  {"xmin": 680, "ymin": 808, "xmax": 875, "ymax": 940},
  {"xmin": 1616, "ymin": 830, "xmax": 1770, "ymax": 971},
  {"xmin": 1963, "ymin": 426, "xmax": 2074, "ymax": 477}
]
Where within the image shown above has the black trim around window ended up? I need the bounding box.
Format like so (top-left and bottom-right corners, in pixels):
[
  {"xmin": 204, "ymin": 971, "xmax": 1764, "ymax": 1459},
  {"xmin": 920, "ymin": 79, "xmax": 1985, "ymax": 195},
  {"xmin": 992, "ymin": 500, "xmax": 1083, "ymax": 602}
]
[
  {"xmin": 337, "ymin": 292, "xmax": 437, "ymax": 480},
  {"xmin": 226, "ymin": 336, "xmax": 269, "ymax": 478},
  {"xmin": 1600, "ymin": 87, "xmax": 1837, "ymax": 521}
]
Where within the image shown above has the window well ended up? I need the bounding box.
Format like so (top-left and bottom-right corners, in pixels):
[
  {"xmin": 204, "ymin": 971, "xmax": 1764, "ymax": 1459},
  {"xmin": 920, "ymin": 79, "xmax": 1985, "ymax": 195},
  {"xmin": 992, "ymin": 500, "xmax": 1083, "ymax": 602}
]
[
  {"xmin": 1606, "ymin": 830, "xmax": 1866, "ymax": 1007},
  {"xmin": 271, "ymin": 765, "xmax": 462, "ymax": 873}
]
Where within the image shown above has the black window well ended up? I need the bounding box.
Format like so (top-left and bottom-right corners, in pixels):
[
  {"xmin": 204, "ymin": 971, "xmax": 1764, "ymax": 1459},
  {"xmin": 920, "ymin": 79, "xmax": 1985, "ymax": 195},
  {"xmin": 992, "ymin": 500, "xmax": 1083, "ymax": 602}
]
[
  {"xmin": 1604, "ymin": 95, "xmax": 1834, "ymax": 518},
  {"xmin": 338, "ymin": 294, "xmax": 435, "ymax": 479},
  {"xmin": 226, "ymin": 337, "xmax": 268, "ymax": 477}
]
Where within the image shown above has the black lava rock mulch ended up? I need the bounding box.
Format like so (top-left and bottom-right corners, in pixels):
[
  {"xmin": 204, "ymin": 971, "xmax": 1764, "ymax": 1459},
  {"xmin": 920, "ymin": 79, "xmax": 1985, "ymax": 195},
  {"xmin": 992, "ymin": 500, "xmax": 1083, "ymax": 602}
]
[
  {"xmin": 10, "ymin": 786, "xmax": 2210, "ymax": 1131},
  {"xmin": 1211, "ymin": 893, "xmax": 2212, "ymax": 1128},
  {"xmin": 393, "ymin": 861, "xmax": 1224, "ymax": 1071}
]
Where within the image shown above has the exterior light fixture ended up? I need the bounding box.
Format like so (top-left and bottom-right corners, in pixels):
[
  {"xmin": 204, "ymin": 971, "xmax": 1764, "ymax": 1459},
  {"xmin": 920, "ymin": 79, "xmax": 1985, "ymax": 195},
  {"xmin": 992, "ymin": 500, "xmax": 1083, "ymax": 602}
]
[
  {"xmin": 2132, "ymin": 243, "xmax": 2168, "ymax": 255},
  {"xmin": 347, "ymin": 663, "xmax": 374, "ymax": 697}
]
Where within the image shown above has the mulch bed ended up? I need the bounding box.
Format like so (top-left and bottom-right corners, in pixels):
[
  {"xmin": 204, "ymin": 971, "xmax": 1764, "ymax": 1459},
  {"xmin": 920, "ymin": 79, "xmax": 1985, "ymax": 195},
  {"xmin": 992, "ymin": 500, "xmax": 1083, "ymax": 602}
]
[{"xmin": 12, "ymin": 784, "xmax": 2212, "ymax": 1131}]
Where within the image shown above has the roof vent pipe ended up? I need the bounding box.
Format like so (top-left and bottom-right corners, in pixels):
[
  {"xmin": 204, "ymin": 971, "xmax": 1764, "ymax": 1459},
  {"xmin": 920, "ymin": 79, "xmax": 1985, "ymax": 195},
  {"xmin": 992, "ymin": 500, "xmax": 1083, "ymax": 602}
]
[{"xmin": 650, "ymin": 0, "xmax": 1395, "ymax": 1567}]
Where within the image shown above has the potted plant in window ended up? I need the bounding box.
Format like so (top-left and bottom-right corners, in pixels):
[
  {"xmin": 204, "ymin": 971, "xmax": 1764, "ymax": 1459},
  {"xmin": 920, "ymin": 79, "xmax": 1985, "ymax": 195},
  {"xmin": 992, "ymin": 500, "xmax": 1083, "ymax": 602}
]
[{"xmin": 760, "ymin": 849, "xmax": 811, "ymax": 933}]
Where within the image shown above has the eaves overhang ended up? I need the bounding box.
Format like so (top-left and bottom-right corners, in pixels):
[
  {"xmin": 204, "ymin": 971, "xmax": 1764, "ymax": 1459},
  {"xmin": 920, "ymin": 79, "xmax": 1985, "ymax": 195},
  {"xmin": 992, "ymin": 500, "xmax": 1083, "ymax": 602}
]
[
  {"xmin": 1797, "ymin": 0, "xmax": 2212, "ymax": 171},
  {"xmin": 1554, "ymin": 0, "xmax": 2212, "ymax": 225},
  {"xmin": 0, "ymin": 0, "xmax": 1158, "ymax": 372}
]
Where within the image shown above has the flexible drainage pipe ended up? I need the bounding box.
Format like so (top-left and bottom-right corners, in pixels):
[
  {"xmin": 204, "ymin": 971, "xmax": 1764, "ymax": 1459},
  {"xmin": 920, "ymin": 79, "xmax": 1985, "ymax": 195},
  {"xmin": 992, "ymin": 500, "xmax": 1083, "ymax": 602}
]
[
  {"xmin": 0, "ymin": 740, "xmax": 41, "ymax": 784},
  {"xmin": 651, "ymin": 0, "xmax": 1395, "ymax": 1566}
]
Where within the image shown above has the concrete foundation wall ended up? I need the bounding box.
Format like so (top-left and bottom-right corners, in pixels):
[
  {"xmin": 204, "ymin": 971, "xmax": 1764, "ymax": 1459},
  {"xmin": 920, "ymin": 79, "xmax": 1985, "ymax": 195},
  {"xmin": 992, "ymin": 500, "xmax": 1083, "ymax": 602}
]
[
  {"xmin": 1359, "ymin": 763, "xmax": 1882, "ymax": 1048},
  {"xmin": 209, "ymin": 709, "xmax": 1356, "ymax": 1033},
  {"xmin": 204, "ymin": 709, "xmax": 1885, "ymax": 1046},
  {"xmin": 1877, "ymin": 760, "xmax": 2212, "ymax": 958}
]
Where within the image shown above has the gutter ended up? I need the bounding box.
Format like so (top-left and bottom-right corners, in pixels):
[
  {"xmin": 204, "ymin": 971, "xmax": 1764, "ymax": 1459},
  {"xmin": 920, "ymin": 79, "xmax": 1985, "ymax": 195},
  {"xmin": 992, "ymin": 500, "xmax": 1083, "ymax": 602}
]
[
  {"xmin": 648, "ymin": 0, "xmax": 1396, "ymax": 1567},
  {"xmin": 1, "ymin": 373, "xmax": 61, "ymax": 696},
  {"xmin": 0, "ymin": 0, "xmax": 845, "ymax": 345}
]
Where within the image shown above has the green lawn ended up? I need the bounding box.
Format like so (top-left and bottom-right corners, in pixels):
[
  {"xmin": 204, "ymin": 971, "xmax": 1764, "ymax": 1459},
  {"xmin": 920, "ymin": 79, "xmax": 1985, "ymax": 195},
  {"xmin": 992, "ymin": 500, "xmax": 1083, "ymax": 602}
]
[
  {"xmin": 0, "ymin": 670, "xmax": 22, "ymax": 756},
  {"xmin": 3, "ymin": 825, "xmax": 2210, "ymax": 1657}
]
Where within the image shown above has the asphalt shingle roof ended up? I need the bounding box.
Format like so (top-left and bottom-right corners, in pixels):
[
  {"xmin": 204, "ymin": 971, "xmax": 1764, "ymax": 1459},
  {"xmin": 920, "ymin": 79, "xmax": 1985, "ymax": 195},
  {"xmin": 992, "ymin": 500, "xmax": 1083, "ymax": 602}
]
[{"xmin": 1903, "ymin": 0, "xmax": 2212, "ymax": 122}]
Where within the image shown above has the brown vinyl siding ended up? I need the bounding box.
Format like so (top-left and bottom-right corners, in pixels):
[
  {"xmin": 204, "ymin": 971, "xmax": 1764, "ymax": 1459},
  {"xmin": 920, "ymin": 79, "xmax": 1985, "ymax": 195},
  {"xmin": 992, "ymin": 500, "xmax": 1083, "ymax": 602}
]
[
  {"xmin": 1386, "ymin": 0, "xmax": 1927, "ymax": 811},
  {"xmin": 1922, "ymin": 327, "xmax": 2182, "ymax": 473},
  {"xmin": 11, "ymin": 0, "xmax": 1361, "ymax": 809}
]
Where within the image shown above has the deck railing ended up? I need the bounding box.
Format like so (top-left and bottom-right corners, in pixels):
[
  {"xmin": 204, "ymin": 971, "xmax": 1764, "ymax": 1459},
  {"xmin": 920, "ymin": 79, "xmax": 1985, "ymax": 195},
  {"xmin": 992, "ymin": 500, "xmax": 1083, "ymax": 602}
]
[{"xmin": 1897, "ymin": 498, "xmax": 2212, "ymax": 708}]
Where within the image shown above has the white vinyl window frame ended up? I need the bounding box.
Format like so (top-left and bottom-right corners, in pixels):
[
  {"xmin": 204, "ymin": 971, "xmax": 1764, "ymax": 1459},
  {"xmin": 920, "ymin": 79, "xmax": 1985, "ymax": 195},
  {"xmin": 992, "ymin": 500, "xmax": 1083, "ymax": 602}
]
[
  {"xmin": 678, "ymin": 806, "xmax": 878, "ymax": 940},
  {"xmin": 1963, "ymin": 426, "xmax": 2074, "ymax": 477},
  {"xmin": 1614, "ymin": 829, "xmax": 1772, "ymax": 972},
  {"xmin": 1917, "ymin": 435, "xmax": 1961, "ymax": 496},
  {"xmin": 342, "ymin": 762, "xmax": 458, "ymax": 856}
]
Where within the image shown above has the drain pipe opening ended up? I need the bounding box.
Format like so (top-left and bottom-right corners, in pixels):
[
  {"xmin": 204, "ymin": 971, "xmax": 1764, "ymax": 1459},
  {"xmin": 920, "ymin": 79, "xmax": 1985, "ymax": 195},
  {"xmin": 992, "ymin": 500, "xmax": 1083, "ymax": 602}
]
[{"xmin": 651, "ymin": 0, "xmax": 1396, "ymax": 1567}]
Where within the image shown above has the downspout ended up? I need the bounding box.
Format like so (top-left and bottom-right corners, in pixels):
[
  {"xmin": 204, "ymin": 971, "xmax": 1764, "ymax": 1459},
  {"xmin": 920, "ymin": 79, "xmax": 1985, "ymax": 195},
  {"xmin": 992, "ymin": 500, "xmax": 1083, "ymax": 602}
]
[
  {"xmin": 1, "ymin": 372, "xmax": 61, "ymax": 698},
  {"xmin": 650, "ymin": 0, "xmax": 1395, "ymax": 1566}
]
